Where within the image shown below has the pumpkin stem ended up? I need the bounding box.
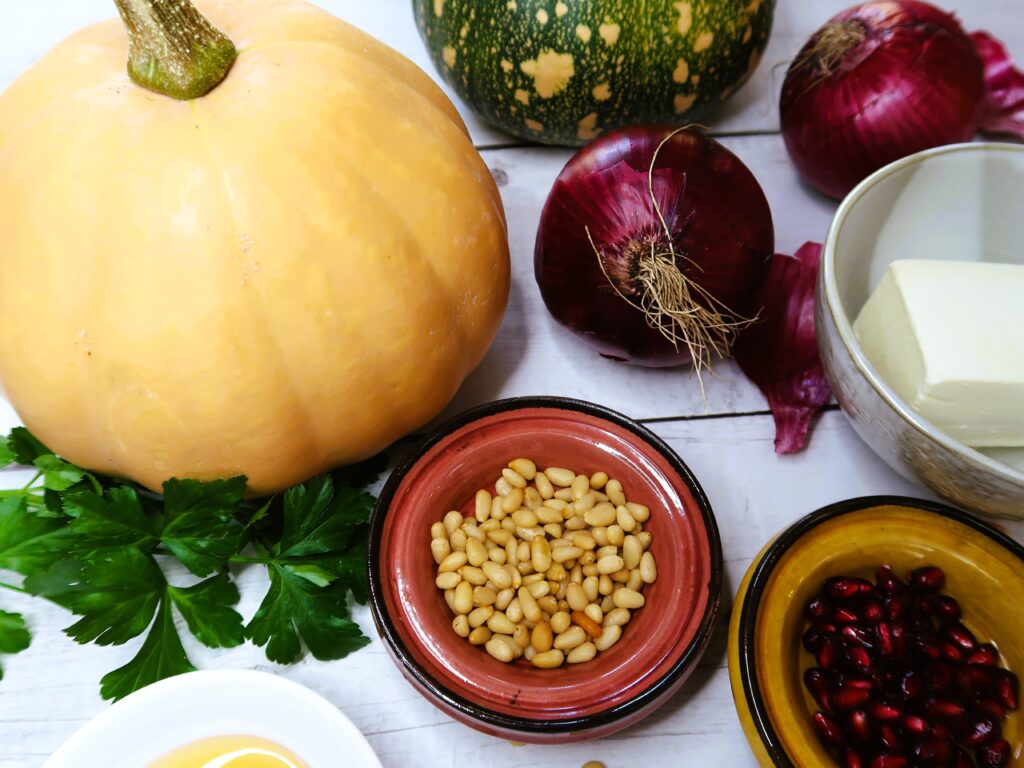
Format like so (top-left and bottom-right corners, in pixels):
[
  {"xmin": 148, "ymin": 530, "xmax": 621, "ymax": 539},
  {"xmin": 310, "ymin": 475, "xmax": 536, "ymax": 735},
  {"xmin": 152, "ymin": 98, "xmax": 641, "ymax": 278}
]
[{"xmin": 113, "ymin": 0, "xmax": 236, "ymax": 100}]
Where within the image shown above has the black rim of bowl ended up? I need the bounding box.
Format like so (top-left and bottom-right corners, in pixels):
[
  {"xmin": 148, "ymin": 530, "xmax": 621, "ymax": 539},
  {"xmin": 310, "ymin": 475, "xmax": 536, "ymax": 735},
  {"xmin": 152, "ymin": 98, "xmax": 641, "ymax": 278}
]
[
  {"xmin": 366, "ymin": 395, "xmax": 724, "ymax": 734},
  {"xmin": 737, "ymin": 495, "xmax": 1024, "ymax": 767}
]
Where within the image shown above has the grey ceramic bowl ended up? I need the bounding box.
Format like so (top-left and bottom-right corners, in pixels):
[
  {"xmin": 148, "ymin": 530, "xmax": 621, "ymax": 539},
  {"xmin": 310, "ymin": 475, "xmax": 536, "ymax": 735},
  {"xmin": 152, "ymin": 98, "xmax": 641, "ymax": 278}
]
[{"xmin": 817, "ymin": 142, "xmax": 1024, "ymax": 519}]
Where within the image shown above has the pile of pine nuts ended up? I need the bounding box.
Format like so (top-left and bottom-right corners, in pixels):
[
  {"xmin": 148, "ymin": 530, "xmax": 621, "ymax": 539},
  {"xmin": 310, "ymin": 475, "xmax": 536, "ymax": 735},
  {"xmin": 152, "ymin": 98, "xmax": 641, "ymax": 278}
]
[{"xmin": 430, "ymin": 458, "xmax": 657, "ymax": 669}]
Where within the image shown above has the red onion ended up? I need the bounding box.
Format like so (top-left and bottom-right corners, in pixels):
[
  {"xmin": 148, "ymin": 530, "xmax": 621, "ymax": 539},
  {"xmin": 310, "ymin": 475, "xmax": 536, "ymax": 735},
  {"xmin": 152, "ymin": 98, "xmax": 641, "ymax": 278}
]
[
  {"xmin": 734, "ymin": 242, "xmax": 831, "ymax": 454},
  {"xmin": 534, "ymin": 125, "xmax": 774, "ymax": 369},
  {"xmin": 971, "ymin": 31, "xmax": 1024, "ymax": 138},
  {"xmin": 781, "ymin": 1, "xmax": 986, "ymax": 200}
]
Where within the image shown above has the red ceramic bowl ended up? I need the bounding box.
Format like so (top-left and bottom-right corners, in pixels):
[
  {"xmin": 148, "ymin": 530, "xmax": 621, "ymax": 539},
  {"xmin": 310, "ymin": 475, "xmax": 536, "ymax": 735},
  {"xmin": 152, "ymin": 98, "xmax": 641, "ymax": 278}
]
[{"xmin": 367, "ymin": 397, "xmax": 723, "ymax": 743}]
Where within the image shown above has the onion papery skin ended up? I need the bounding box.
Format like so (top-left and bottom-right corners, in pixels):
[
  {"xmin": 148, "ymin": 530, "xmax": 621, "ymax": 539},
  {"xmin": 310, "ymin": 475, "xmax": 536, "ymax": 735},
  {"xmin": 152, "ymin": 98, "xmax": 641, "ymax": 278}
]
[
  {"xmin": 534, "ymin": 125, "xmax": 774, "ymax": 368},
  {"xmin": 780, "ymin": 1, "xmax": 985, "ymax": 200}
]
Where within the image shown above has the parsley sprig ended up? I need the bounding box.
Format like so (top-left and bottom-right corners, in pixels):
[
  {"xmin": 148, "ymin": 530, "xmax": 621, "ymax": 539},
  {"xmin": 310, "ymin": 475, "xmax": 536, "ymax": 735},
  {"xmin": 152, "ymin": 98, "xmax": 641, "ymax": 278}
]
[{"xmin": 0, "ymin": 427, "xmax": 380, "ymax": 699}]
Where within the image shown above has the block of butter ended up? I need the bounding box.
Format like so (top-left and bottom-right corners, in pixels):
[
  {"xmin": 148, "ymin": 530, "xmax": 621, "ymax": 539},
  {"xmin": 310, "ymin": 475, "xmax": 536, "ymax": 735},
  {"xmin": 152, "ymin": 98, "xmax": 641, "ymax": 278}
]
[{"xmin": 853, "ymin": 259, "xmax": 1024, "ymax": 447}]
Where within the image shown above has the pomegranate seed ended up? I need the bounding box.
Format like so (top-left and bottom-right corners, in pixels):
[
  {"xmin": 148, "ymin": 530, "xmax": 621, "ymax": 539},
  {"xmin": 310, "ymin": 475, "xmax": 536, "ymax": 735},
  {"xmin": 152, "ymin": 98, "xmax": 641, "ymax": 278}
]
[
  {"xmin": 943, "ymin": 622, "xmax": 978, "ymax": 651},
  {"xmin": 834, "ymin": 606, "xmax": 860, "ymax": 624},
  {"xmin": 817, "ymin": 634, "xmax": 840, "ymax": 669},
  {"xmin": 867, "ymin": 700, "xmax": 901, "ymax": 722},
  {"xmin": 875, "ymin": 565, "xmax": 905, "ymax": 594},
  {"xmin": 890, "ymin": 622, "xmax": 908, "ymax": 657},
  {"xmin": 803, "ymin": 626, "xmax": 831, "ymax": 653},
  {"xmin": 909, "ymin": 566, "xmax": 945, "ymax": 592},
  {"xmin": 878, "ymin": 723, "xmax": 900, "ymax": 751},
  {"xmin": 915, "ymin": 627, "xmax": 941, "ymax": 660},
  {"xmin": 825, "ymin": 577, "xmax": 867, "ymax": 601},
  {"xmin": 842, "ymin": 625, "xmax": 875, "ymax": 648},
  {"xmin": 933, "ymin": 595, "xmax": 962, "ymax": 623},
  {"xmin": 846, "ymin": 678, "xmax": 874, "ymax": 690},
  {"xmin": 953, "ymin": 747, "xmax": 974, "ymax": 768},
  {"xmin": 964, "ymin": 718, "xmax": 1000, "ymax": 746},
  {"xmin": 930, "ymin": 722, "xmax": 953, "ymax": 742},
  {"xmin": 927, "ymin": 663, "xmax": 954, "ymax": 694},
  {"xmin": 926, "ymin": 697, "xmax": 967, "ymax": 726},
  {"xmin": 996, "ymin": 670, "xmax": 1018, "ymax": 710},
  {"xmin": 900, "ymin": 670, "xmax": 924, "ymax": 700},
  {"xmin": 841, "ymin": 748, "xmax": 864, "ymax": 768},
  {"xmin": 844, "ymin": 646, "xmax": 872, "ymax": 669},
  {"xmin": 972, "ymin": 697, "xmax": 1007, "ymax": 721},
  {"xmin": 968, "ymin": 644, "xmax": 1000, "ymax": 667},
  {"xmin": 913, "ymin": 739, "xmax": 953, "ymax": 765},
  {"xmin": 833, "ymin": 683, "xmax": 871, "ymax": 710},
  {"xmin": 915, "ymin": 595, "xmax": 937, "ymax": 615},
  {"xmin": 883, "ymin": 596, "xmax": 905, "ymax": 620},
  {"xmin": 902, "ymin": 714, "xmax": 929, "ymax": 736},
  {"xmin": 813, "ymin": 711, "xmax": 845, "ymax": 746},
  {"xmin": 846, "ymin": 709, "xmax": 870, "ymax": 742},
  {"xmin": 807, "ymin": 596, "xmax": 832, "ymax": 620},
  {"xmin": 869, "ymin": 755, "xmax": 909, "ymax": 768},
  {"xmin": 976, "ymin": 739, "xmax": 1012, "ymax": 768},
  {"xmin": 876, "ymin": 622, "xmax": 894, "ymax": 657},
  {"xmin": 940, "ymin": 642, "xmax": 965, "ymax": 662},
  {"xmin": 862, "ymin": 599, "xmax": 884, "ymax": 623},
  {"xmin": 957, "ymin": 666, "xmax": 996, "ymax": 696}
]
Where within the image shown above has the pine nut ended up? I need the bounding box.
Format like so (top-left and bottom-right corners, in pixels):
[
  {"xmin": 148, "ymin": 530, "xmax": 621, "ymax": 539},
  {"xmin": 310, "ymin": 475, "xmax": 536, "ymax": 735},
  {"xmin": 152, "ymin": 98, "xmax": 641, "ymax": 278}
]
[
  {"xmin": 468, "ymin": 626, "xmax": 491, "ymax": 645},
  {"xmin": 524, "ymin": 645, "xmax": 536, "ymax": 661},
  {"xmin": 573, "ymin": 493, "xmax": 596, "ymax": 514},
  {"xmin": 626, "ymin": 502, "xmax": 650, "ymax": 522},
  {"xmin": 495, "ymin": 477, "xmax": 513, "ymax": 497},
  {"xmin": 436, "ymin": 572, "xmax": 461, "ymax": 589},
  {"xmin": 495, "ymin": 588, "xmax": 514, "ymax": 611},
  {"xmin": 603, "ymin": 608, "xmax": 632, "ymax": 627},
  {"xmin": 585, "ymin": 503, "xmax": 616, "ymax": 527},
  {"xmin": 474, "ymin": 490, "xmax": 492, "ymax": 523},
  {"xmin": 505, "ymin": 597, "xmax": 524, "ymax": 624},
  {"xmin": 543, "ymin": 523, "xmax": 563, "ymax": 539},
  {"xmin": 606, "ymin": 479, "xmax": 626, "ymax": 506},
  {"xmin": 582, "ymin": 576, "xmax": 600, "ymax": 602},
  {"xmin": 553, "ymin": 626, "xmax": 587, "ymax": 651},
  {"xmin": 487, "ymin": 529, "xmax": 512, "ymax": 546},
  {"xmin": 487, "ymin": 611, "xmax": 517, "ymax": 635},
  {"xmin": 627, "ymin": 569, "xmax": 644, "ymax": 592},
  {"xmin": 570, "ymin": 564, "xmax": 583, "ymax": 583},
  {"xmin": 502, "ymin": 468, "xmax": 527, "ymax": 489},
  {"xmin": 583, "ymin": 603, "xmax": 603, "ymax": 625},
  {"xmin": 616, "ymin": 504, "xmax": 636, "ymax": 532},
  {"xmin": 537, "ymin": 595, "xmax": 559, "ymax": 615},
  {"xmin": 598, "ymin": 574, "xmax": 613, "ymax": 596},
  {"xmin": 527, "ymin": 580, "xmax": 550, "ymax": 599},
  {"xmin": 597, "ymin": 555, "xmax": 625, "ymax": 575},
  {"xmin": 531, "ymin": 649, "xmax": 564, "ymax": 669},
  {"xmin": 571, "ymin": 474, "xmax": 590, "ymax": 500},
  {"xmin": 463, "ymin": 524, "xmax": 484, "ymax": 542},
  {"xmin": 595, "ymin": 624, "xmax": 622, "ymax": 652},
  {"xmin": 468, "ymin": 606, "xmax": 493, "ymax": 628},
  {"xmin": 566, "ymin": 583, "xmax": 588, "ymax": 612},
  {"xmin": 571, "ymin": 532, "xmax": 596, "ymax": 550},
  {"xmin": 513, "ymin": 623, "xmax": 530, "ymax": 648},
  {"xmin": 485, "ymin": 636, "xmax": 516, "ymax": 662},
  {"xmin": 638, "ymin": 531, "xmax": 652, "ymax": 549},
  {"xmin": 480, "ymin": 519, "xmax": 499, "ymax": 532},
  {"xmin": 481, "ymin": 561, "xmax": 512, "ymax": 589},
  {"xmin": 600, "ymin": 595, "xmax": 615, "ymax": 612},
  {"xmin": 592, "ymin": 491, "xmax": 609, "ymax": 503},
  {"xmin": 583, "ymin": 762, "xmax": 606, "ymax": 768},
  {"xmin": 444, "ymin": 589, "xmax": 456, "ymax": 612},
  {"xmin": 536, "ymin": 507, "xmax": 563, "ymax": 525},
  {"xmin": 543, "ymin": 498, "xmax": 568, "ymax": 511},
  {"xmin": 488, "ymin": 547, "xmax": 507, "ymax": 565},
  {"xmin": 607, "ymin": 525, "xmax": 624, "ymax": 547},
  {"xmin": 509, "ymin": 458, "xmax": 537, "ymax": 480},
  {"xmin": 589, "ymin": 471, "xmax": 608, "ymax": 490},
  {"xmin": 568, "ymin": 642, "xmax": 597, "ymax": 664},
  {"xmin": 592, "ymin": 527, "xmax": 609, "ymax": 546},
  {"xmin": 545, "ymin": 467, "xmax": 575, "ymax": 487},
  {"xmin": 640, "ymin": 551, "xmax": 658, "ymax": 584},
  {"xmin": 571, "ymin": 611, "xmax": 603, "ymax": 639},
  {"xmin": 554, "ymin": 487, "xmax": 574, "ymax": 501},
  {"xmin": 581, "ymin": 564, "xmax": 598, "ymax": 577},
  {"xmin": 466, "ymin": 538, "xmax": 487, "ymax": 567},
  {"xmin": 522, "ymin": 572, "xmax": 544, "ymax": 585},
  {"xmin": 531, "ymin": 622, "xmax": 554, "ymax": 652},
  {"xmin": 452, "ymin": 615, "xmax": 470, "ymax": 638},
  {"xmin": 431, "ymin": 538, "xmax": 451, "ymax": 565},
  {"xmin": 449, "ymin": 529, "xmax": 467, "ymax": 551},
  {"xmin": 491, "ymin": 496, "xmax": 505, "ymax": 520},
  {"xmin": 430, "ymin": 522, "xmax": 447, "ymax": 541},
  {"xmin": 623, "ymin": 535, "xmax": 642, "ymax": 570},
  {"xmin": 438, "ymin": 552, "xmax": 468, "ymax": 575},
  {"xmin": 524, "ymin": 487, "xmax": 543, "ymax": 510},
  {"xmin": 564, "ymin": 516, "xmax": 586, "ymax": 531},
  {"xmin": 610, "ymin": 569, "xmax": 630, "ymax": 584},
  {"xmin": 535, "ymin": 472, "xmax": 554, "ymax": 499},
  {"xmin": 453, "ymin": 581, "xmax": 473, "ymax": 614},
  {"xmin": 552, "ymin": 546, "xmax": 583, "ymax": 563},
  {"xmin": 501, "ymin": 488, "xmax": 523, "ymax": 513},
  {"xmin": 613, "ymin": 588, "xmax": 645, "ymax": 609},
  {"xmin": 443, "ymin": 510, "xmax": 463, "ymax": 535},
  {"xmin": 551, "ymin": 610, "xmax": 571, "ymax": 635},
  {"xmin": 518, "ymin": 587, "xmax": 542, "ymax": 623},
  {"xmin": 473, "ymin": 587, "xmax": 496, "ymax": 607}
]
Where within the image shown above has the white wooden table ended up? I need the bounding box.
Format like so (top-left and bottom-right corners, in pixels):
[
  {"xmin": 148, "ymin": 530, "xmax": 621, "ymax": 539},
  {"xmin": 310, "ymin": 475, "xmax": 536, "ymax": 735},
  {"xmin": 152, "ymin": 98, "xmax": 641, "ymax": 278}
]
[{"xmin": 1, "ymin": 2, "xmax": 1022, "ymax": 766}]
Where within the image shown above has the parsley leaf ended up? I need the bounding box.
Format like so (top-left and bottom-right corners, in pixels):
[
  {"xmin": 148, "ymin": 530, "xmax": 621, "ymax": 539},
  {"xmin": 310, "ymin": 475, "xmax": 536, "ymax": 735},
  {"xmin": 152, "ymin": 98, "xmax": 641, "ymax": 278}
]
[
  {"xmin": 159, "ymin": 478, "xmax": 244, "ymax": 577},
  {"xmin": 167, "ymin": 573, "xmax": 243, "ymax": 649},
  {"xmin": 278, "ymin": 476, "xmax": 373, "ymax": 558},
  {"xmin": 0, "ymin": 497, "xmax": 73, "ymax": 575},
  {"xmin": 33, "ymin": 454, "xmax": 85, "ymax": 492},
  {"xmin": 7, "ymin": 427, "xmax": 50, "ymax": 466},
  {"xmin": 25, "ymin": 550, "xmax": 163, "ymax": 646},
  {"xmin": 99, "ymin": 598, "xmax": 194, "ymax": 702},
  {"xmin": 0, "ymin": 609, "xmax": 30, "ymax": 681},
  {"xmin": 63, "ymin": 487, "xmax": 158, "ymax": 552},
  {"xmin": 245, "ymin": 563, "xmax": 368, "ymax": 663},
  {"xmin": 0, "ymin": 441, "xmax": 15, "ymax": 469}
]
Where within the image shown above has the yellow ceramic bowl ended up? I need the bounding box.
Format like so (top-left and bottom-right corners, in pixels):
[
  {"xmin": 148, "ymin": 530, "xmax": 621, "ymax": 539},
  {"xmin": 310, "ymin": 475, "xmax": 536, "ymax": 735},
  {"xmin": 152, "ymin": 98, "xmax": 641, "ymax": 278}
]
[{"xmin": 727, "ymin": 497, "xmax": 1024, "ymax": 767}]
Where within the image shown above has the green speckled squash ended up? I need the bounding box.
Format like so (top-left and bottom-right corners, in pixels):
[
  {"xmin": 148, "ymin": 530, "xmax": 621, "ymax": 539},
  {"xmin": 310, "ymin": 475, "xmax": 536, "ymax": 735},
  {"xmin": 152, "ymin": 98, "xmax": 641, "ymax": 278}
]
[{"xmin": 413, "ymin": 0, "xmax": 775, "ymax": 145}]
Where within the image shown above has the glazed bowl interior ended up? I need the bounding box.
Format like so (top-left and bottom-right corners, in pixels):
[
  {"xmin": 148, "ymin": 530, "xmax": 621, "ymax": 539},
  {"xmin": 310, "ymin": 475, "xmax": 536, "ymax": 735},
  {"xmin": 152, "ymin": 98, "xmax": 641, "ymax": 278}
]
[
  {"xmin": 739, "ymin": 499, "xmax": 1024, "ymax": 767},
  {"xmin": 370, "ymin": 398, "xmax": 720, "ymax": 736},
  {"xmin": 826, "ymin": 142, "xmax": 1024, "ymax": 479}
]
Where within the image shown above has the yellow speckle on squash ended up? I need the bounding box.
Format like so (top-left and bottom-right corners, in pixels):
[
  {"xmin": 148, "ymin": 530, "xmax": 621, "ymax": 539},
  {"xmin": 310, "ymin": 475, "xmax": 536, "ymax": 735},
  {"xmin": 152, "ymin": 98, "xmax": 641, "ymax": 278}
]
[
  {"xmin": 525, "ymin": 118, "xmax": 544, "ymax": 132},
  {"xmin": 433, "ymin": 0, "xmax": 445, "ymax": 16},
  {"xmin": 674, "ymin": 93, "xmax": 697, "ymax": 113},
  {"xmin": 747, "ymin": 0, "xmax": 762, "ymax": 12},
  {"xmin": 501, "ymin": 59, "xmax": 513, "ymax": 72},
  {"xmin": 577, "ymin": 112, "xmax": 600, "ymax": 141},
  {"xmin": 515, "ymin": 89, "xmax": 530, "ymax": 105},
  {"xmin": 673, "ymin": 2, "xmax": 692, "ymax": 36},
  {"xmin": 460, "ymin": 24, "xmax": 469, "ymax": 39},
  {"xmin": 672, "ymin": 58, "xmax": 689, "ymax": 83},
  {"xmin": 742, "ymin": 25, "xmax": 753, "ymax": 43},
  {"xmin": 520, "ymin": 50, "xmax": 575, "ymax": 98},
  {"xmin": 691, "ymin": 74, "xmax": 700, "ymax": 85},
  {"xmin": 555, "ymin": 2, "xmax": 569, "ymax": 17},
  {"xmin": 536, "ymin": 8, "xmax": 549, "ymax": 24},
  {"xmin": 694, "ymin": 31, "xmax": 714, "ymax": 52},
  {"xmin": 443, "ymin": 46, "xmax": 457, "ymax": 67},
  {"xmin": 592, "ymin": 83, "xmax": 611, "ymax": 100},
  {"xmin": 599, "ymin": 22, "xmax": 621, "ymax": 46},
  {"xmin": 507, "ymin": 0, "xmax": 517, "ymax": 9},
  {"xmin": 576, "ymin": 24, "xmax": 592, "ymax": 43}
]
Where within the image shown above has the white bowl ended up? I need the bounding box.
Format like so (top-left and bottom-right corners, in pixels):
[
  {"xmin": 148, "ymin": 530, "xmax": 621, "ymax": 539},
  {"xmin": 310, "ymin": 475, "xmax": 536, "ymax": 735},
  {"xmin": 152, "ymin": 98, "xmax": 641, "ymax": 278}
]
[
  {"xmin": 44, "ymin": 670, "xmax": 382, "ymax": 768},
  {"xmin": 817, "ymin": 142, "xmax": 1024, "ymax": 518}
]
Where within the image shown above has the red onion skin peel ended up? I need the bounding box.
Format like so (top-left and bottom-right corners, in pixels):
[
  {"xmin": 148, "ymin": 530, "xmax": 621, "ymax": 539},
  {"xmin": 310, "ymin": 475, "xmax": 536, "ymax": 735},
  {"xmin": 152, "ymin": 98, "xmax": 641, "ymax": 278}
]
[{"xmin": 534, "ymin": 125, "xmax": 774, "ymax": 368}]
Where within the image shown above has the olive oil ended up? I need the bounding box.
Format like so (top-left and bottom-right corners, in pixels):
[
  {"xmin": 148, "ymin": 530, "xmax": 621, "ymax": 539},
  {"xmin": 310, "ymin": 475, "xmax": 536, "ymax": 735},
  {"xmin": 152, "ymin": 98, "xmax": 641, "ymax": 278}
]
[{"xmin": 148, "ymin": 736, "xmax": 308, "ymax": 768}]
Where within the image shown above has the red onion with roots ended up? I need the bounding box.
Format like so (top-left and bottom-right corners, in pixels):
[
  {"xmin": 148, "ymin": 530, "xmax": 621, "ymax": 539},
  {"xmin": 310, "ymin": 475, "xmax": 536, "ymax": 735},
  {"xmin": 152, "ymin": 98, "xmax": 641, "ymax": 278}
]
[
  {"xmin": 781, "ymin": 1, "xmax": 987, "ymax": 200},
  {"xmin": 534, "ymin": 126, "xmax": 774, "ymax": 370}
]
